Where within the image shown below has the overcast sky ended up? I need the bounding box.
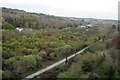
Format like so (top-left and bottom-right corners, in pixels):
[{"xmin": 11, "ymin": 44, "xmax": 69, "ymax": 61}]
[{"xmin": 1, "ymin": 0, "xmax": 119, "ymax": 20}]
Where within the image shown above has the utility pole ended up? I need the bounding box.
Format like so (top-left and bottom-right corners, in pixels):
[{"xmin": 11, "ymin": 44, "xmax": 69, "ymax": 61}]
[
  {"xmin": 75, "ymin": 48, "xmax": 77, "ymax": 56},
  {"xmin": 65, "ymin": 47, "xmax": 68, "ymax": 65},
  {"xmin": 65, "ymin": 44, "xmax": 70, "ymax": 65}
]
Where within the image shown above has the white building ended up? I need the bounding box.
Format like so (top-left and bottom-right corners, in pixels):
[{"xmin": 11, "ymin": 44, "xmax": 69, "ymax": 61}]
[
  {"xmin": 15, "ymin": 28, "xmax": 33, "ymax": 32},
  {"xmin": 86, "ymin": 24, "xmax": 93, "ymax": 27},
  {"xmin": 15, "ymin": 28, "xmax": 24, "ymax": 32},
  {"xmin": 78, "ymin": 25, "xmax": 86, "ymax": 28}
]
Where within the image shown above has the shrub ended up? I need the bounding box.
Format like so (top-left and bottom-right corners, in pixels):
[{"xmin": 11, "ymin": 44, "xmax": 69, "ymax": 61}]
[
  {"xmin": 22, "ymin": 55, "xmax": 37, "ymax": 70},
  {"xmin": 49, "ymin": 41, "xmax": 59, "ymax": 48},
  {"xmin": 95, "ymin": 51, "xmax": 105, "ymax": 66},
  {"xmin": 80, "ymin": 53, "xmax": 96, "ymax": 73},
  {"xmin": 38, "ymin": 51, "xmax": 47, "ymax": 59},
  {"xmin": 34, "ymin": 55, "xmax": 42, "ymax": 67},
  {"xmin": 49, "ymin": 53, "xmax": 55, "ymax": 60},
  {"xmin": 9, "ymin": 51, "xmax": 15, "ymax": 57},
  {"xmin": 57, "ymin": 71, "xmax": 80, "ymax": 78},
  {"xmin": 3, "ymin": 51, "xmax": 16, "ymax": 59},
  {"xmin": 82, "ymin": 60, "xmax": 93, "ymax": 73},
  {"xmin": 2, "ymin": 70, "xmax": 13, "ymax": 78},
  {"xmin": 96, "ymin": 66, "xmax": 115, "ymax": 78},
  {"xmin": 88, "ymin": 73, "xmax": 98, "ymax": 79},
  {"xmin": 106, "ymin": 66, "xmax": 115, "ymax": 78},
  {"xmin": 5, "ymin": 55, "xmax": 37, "ymax": 75},
  {"xmin": 26, "ymin": 49, "xmax": 34, "ymax": 55},
  {"xmin": 5, "ymin": 56, "xmax": 24, "ymax": 75},
  {"xmin": 96, "ymin": 43, "xmax": 106, "ymax": 51},
  {"xmin": 4, "ymin": 57, "xmax": 14, "ymax": 70},
  {"xmin": 33, "ymin": 48, "xmax": 39, "ymax": 54},
  {"xmin": 87, "ymin": 35, "xmax": 99, "ymax": 45},
  {"xmin": 3, "ymin": 22, "xmax": 15, "ymax": 30}
]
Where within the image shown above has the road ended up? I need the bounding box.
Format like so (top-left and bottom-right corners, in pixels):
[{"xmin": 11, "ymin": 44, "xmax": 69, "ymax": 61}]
[{"xmin": 23, "ymin": 46, "xmax": 89, "ymax": 80}]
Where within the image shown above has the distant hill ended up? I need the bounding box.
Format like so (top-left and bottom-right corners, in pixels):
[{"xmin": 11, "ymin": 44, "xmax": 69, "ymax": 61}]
[
  {"xmin": 2, "ymin": 7, "xmax": 117, "ymax": 30},
  {"xmin": 2, "ymin": 7, "xmax": 83, "ymax": 30}
]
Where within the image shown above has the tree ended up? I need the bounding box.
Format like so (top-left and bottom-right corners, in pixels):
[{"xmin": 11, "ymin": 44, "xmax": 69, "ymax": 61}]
[
  {"xmin": 112, "ymin": 24, "xmax": 116, "ymax": 29},
  {"xmin": 2, "ymin": 22, "xmax": 15, "ymax": 30},
  {"xmin": 24, "ymin": 22, "xmax": 29, "ymax": 28}
]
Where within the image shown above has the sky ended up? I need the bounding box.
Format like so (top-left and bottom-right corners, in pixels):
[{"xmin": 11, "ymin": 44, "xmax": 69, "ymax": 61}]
[{"xmin": 0, "ymin": 0, "xmax": 120, "ymax": 20}]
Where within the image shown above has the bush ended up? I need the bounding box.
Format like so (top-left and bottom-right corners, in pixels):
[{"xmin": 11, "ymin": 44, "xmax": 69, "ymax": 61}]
[
  {"xmin": 88, "ymin": 73, "xmax": 98, "ymax": 79},
  {"xmin": 5, "ymin": 55, "xmax": 37, "ymax": 76},
  {"xmin": 106, "ymin": 66, "xmax": 115, "ymax": 78},
  {"xmin": 4, "ymin": 57, "xmax": 14, "ymax": 70},
  {"xmin": 26, "ymin": 49, "xmax": 34, "ymax": 55},
  {"xmin": 38, "ymin": 51, "xmax": 47, "ymax": 59},
  {"xmin": 82, "ymin": 60, "xmax": 93, "ymax": 73},
  {"xmin": 95, "ymin": 51, "xmax": 105, "ymax": 66},
  {"xmin": 33, "ymin": 48, "xmax": 39, "ymax": 54},
  {"xmin": 96, "ymin": 43, "xmax": 106, "ymax": 51},
  {"xmin": 3, "ymin": 22, "xmax": 15, "ymax": 30},
  {"xmin": 22, "ymin": 55, "xmax": 37, "ymax": 70},
  {"xmin": 96, "ymin": 66, "xmax": 115, "ymax": 78},
  {"xmin": 87, "ymin": 35, "xmax": 99, "ymax": 45},
  {"xmin": 57, "ymin": 71, "xmax": 80, "ymax": 78},
  {"xmin": 3, "ymin": 51, "xmax": 15, "ymax": 59},
  {"xmin": 49, "ymin": 53, "xmax": 55, "ymax": 60},
  {"xmin": 49, "ymin": 41, "xmax": 59, "ymax": 48},
  {"xmin": 2, "ymin": 70, "xmax": 13, "ymax": 78},
  {"xmin": 80, "ymin": 53, "xmax": 95, "ymax": 73},
  {"xmin": 34, "ymin": 55, "xmax": 42, "ymax": 67},
  {"xmin": 5, "ymin": 56, "xmax": 24, "ymax": 75}
]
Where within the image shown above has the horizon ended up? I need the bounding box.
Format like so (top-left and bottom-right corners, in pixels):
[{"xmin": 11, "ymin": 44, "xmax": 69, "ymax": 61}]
[{"xmin": 1, "ymin": 0, "xmax": 119, "ymax": 20}]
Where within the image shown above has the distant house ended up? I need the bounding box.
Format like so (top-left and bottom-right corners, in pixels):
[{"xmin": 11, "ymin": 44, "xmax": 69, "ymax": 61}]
[
  {"xmin": 78, "ymin": 25, "xmax": 86, "ymax": 28},
  {"xmin": 86, "ymin": 24, "xmax": 98, "ymax": 28},
  {"xmin": 81, "ymin": 26, "xmax": 86, "ymax": 28},
  {"xmin": 15, "ymin": 27, "xmax": 32, "ymax": 32},
  {"xmin": 15, "ymin": 28, "xmax": 23, "ymax": 32},
  {"xmin": 78, "ymin": 24, "xmax": 98, "ymax": 28},
  {"xmin": 86, "ymin": 24, "xmax": 93, "ymax": 27}
]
